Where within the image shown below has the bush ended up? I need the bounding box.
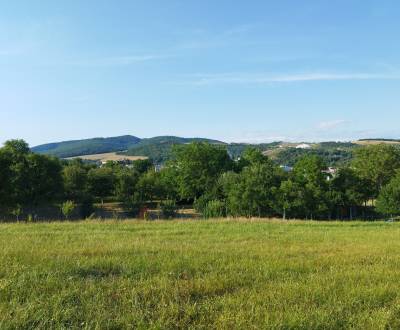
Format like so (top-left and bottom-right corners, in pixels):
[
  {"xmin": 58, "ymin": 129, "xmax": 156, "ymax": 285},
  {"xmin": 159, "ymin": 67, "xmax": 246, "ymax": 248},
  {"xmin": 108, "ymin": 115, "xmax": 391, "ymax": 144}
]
[
  {"xmin": 203, "ymin": 200, "xmax": 226, "ymax": 219},
  {"xmin": 80, "ymin": 194, "xmax": 94, "ymax": 218},
  {"xmin": 193, "ymin": 195, "xmax": 208, "ymax": 214},
  {"xmin": 160, "ymin": 200, "xmax": 177, "ymax": 219},
  {"xmin": 123, "ymin": 193, "xmax": 142, "ymax": 217},
  {"xmin": 61, "ymin": 200, "xmax": 76, "ymax": 220}
]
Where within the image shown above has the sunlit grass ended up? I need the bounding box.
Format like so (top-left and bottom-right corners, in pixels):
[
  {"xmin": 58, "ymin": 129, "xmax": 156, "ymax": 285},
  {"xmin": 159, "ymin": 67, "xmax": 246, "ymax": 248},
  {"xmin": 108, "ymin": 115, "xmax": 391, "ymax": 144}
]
[{"xmin": 1, "ymin": 219, "xmax": 400, "ymax": 329}]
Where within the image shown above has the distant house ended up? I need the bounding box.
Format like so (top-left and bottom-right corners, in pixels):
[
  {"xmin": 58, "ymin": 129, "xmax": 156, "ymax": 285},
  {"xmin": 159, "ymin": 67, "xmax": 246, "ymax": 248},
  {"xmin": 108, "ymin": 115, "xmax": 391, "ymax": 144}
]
[{"xmin": 296, "ymin": 143, "xmax": 312, "ymax": 149}]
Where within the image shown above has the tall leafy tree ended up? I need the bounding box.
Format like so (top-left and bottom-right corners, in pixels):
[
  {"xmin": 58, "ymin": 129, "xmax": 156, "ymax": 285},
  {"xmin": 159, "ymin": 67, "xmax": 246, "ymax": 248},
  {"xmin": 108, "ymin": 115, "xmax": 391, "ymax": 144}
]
[
  {"xmin": 62, "ymin": 161, "xmax": 89, "ymax": 202},
  {"xmin": 290, "ymin": 155, "xmax": 330, "ymax": 219},
  {"xmin": 277, "ymin": 179, "xmax": 304, "ymax": 220},
  {"xmin": 0, "ymin": 149, "xmax": 12, "ymax": 210},
  {"xmin": 352, "ymin": 144, "xmax": 400, "ymax": 199},
  {"xmin": 171, "ymin": 142, "xmax": 233, "ymax": 200},
  {"xmin": 87, "ymin": 167, "xmax": 115, "ymax": 204},
  {"xmin": 0, "ymin": 140, "xmax": 63, "ymax": 211},
  {"xmin": 376, "ymin": 172, "xmax": 400, "ymax": 218},
  {"xmin": 329, "ymin": 167, "xmax": 366, "ymax": 220},
  {"xmin": 222, "ymin": 156, "xmax": 281, "ymax": 217},
  {"xmin": 24, "ymin": 153, "xmax": 63, "ymax": 207},
  {"xmin": 114, "ymin": 167, "xmax": 140, "ymax": 202}
]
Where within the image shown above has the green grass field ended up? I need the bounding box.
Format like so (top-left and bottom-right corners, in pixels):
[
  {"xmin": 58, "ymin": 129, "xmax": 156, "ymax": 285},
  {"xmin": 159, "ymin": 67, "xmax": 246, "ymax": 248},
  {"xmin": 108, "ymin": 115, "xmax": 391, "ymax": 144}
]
[{"xmin": 1, "ymin": 219, "xmax": 400, "ymax": 329}]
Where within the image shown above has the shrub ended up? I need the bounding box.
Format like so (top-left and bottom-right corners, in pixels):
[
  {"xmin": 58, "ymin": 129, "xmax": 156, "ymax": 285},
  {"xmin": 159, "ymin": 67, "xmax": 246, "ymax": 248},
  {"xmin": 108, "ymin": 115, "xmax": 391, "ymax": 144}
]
[
  {"xmin": 123, "ymin": 193, "xmax": 142, "ymax": 217},
  {"xmin": 80, "ymin": 194, "xmax": 94, "ymax": 218},
  {"xmin": 203, "ymin": 200, "xmax": 226, "ymax": 219},
  {"xmin": 61, "ymin": 200, "xmax": 76, "ymax": 220},
  {"xmin": 160, "ymin": 200, "xmax": 177, "ymax": 219}
]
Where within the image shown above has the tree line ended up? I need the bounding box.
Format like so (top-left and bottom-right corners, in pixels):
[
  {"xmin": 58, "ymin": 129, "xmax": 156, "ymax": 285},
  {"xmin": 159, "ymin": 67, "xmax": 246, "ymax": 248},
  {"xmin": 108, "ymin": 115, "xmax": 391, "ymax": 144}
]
[{"xmin": 1, "ymin": 139, "xmax": 400, "ymax": 221}]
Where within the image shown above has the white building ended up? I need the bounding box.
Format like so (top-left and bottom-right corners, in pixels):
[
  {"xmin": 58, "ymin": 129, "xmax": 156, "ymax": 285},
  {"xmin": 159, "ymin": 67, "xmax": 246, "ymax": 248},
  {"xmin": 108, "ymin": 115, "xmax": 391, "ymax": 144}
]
[{"xmin": 295, "ymin": 143, "xmax": 312, "ymax": 150}]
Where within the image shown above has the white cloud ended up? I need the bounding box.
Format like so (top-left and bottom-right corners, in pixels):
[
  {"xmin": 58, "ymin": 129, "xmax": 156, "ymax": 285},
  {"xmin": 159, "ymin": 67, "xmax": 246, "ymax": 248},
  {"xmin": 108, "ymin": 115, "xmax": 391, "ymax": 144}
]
[
  {"xmin": 316, "ymin": 120, "xmax": 348, "ymax": 130},
  {"xmin": 67, "ymin": 54, "xmax": 168, "ymax": 67},
  {"xmin": 178, "ymin": 23, "xmax": 259, "ymax": 50},
  {"xmin": 180, "ymin": 72, "xmax": 400, "ymax": 86}
]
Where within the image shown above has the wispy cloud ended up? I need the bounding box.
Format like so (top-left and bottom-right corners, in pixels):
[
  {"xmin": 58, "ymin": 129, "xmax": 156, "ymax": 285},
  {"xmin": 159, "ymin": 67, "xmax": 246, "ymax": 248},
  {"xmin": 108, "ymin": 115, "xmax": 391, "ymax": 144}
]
[
  {"xmin": 178, "ymin": 23, "xmax": 259, "ymax": 50},
  {"xmin": 67, "ymin": 54, "xmax": 168, "ymax": 67},
  {"xmin": 179, "ymin": 72, "xmax": 400, "ymax": 86},
  {"xmin": 317, "ymin": 120, "xmax": 349, "ymax": 130}
]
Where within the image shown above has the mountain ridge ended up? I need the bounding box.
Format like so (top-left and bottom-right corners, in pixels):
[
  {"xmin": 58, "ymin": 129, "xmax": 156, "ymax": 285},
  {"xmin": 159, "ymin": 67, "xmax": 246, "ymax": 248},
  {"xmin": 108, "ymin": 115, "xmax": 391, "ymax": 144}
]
[{"xmin": 32, "ymin": 135, "xmax": 225, "ymax": 159}]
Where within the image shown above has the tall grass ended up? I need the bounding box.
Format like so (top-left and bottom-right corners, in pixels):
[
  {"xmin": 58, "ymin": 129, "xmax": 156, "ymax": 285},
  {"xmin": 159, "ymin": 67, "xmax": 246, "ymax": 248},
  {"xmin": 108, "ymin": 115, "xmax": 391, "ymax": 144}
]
[{"xmin": 1, "ymin": 219, "xmax": 400, "ymax": 329}]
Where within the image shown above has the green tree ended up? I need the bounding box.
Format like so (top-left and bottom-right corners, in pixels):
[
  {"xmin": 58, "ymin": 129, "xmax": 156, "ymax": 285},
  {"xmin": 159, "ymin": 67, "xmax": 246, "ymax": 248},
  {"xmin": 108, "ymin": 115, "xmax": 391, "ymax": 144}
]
[
  {"xmin": 61, "ymin": 200, "xmax": 76, "ymax": 220},
  {"xmin": 132, "ymin": 159, "xmax": 153, "ymax": 174},
  {"xmin": 290, "ymin": 155, "xmax": 329, "ymax": 219},
  {"xmin": 24, "ymin": 153, "xmax": 64, "ymax": 207},
  {"xmin": 87, "ymin": 167, "xmax": 115, "ymax": 205},
  {"xmin": 221, "ymin": 158, "xmax": 281, "ymax": 217},
  {"xmin": 159, "ymin": 199, "xmax": 177, "ymax": 219},
  {"xmin": 329, "ymin": 167, "xmax": 366, "ymax": 220},
  {"xmin": 376, "ymin": 172, "xmax": 400, "ymax": 219},
  {"xmin": 277, "ymin": 179, "xmax": 304, "ymax": 220},
  {"xmin": 62, "ymin": 162, "xmax": 89, "ymax": 202},
  {"xmin": 1, "ymin": 140, "xmax": 63, "ymax": 211},
  {"xmin": 114, "ymin": 167, "xmax": 140, "ymax": 201},
  {"xmin": 171, "ymin": 142, "xmax": 233, "ymax": 200},
  {"xmin": 0, "ymin": 149, "xmax": 12, "ymax": 210},
  {"xmin": 352, "ymin": 144, "xmax": 400, "ymax": 199},
  {"xmin": 136, "ymin": 171, "xmax": 165, "ymax": 201}
]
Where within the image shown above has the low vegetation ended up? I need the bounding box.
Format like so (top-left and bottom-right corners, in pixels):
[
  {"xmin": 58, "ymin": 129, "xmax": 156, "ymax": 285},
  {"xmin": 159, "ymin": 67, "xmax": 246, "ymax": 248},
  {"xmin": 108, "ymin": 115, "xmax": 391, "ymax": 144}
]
[{"xmin": 2, "ymin": 219, "xmax": 400, "ymax": 329}]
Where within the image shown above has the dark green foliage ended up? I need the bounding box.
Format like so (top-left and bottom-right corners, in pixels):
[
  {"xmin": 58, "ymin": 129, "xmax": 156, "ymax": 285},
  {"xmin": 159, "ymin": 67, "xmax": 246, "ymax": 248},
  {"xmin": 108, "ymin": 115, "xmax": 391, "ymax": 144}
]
[
  {"xmin": 352, "ymin": 144, "xmax": 400, "ymax": 199},
  {"xmin": 136, "ymin": 171, "xmax": 165, "ymax": 201},
  {"xmin": 1, "ymin": 140, "xmax": 63, "ymax": 212},
  {"xmin": 160, "ymin": 200, "xmax": 177, "ymax": 219},
  {"xmin": 62, "ymin": 160, "xmax": 90, "ymax": 202},
  {"xmin": 227, "ymin": 143, "xmax": 279, "ymax": 159},
  {"xmin": 5, "ymin": 137, "xmax": 400, "ymax": 222},
  {"xmin": 274, "ymin": 147, "xmax": 353, "ymax": 167},
  {"xmin": 131, "ymin": 158, "xmax": 153, "ymax": 174},
  {"xmin": 122, "ymin": 193, "xmax": 143, "ymax": 217},
  {"xmin": 80, "ymin": 194, "xmax": 95, "ymax": 218},
  {"xmin": 87, "ymin": 167, "xmax": 115, "ymax": 204},
  {"xmin": 126, "ymin": 136, "xmax": 225, "ymax": 163},
  {"xmin": 171, "ymin": 142, "xmax": 233, "ymax": 200},
  {"xmin": 376, "ymin": 172, "xmax": 400, "ymax": 217},
  {"xmin": 126, "ymin": 141, "xmax": 175, "ymax": 164},
  {"xmin": 329, "ymin": 167, "xmax": 367, "ymax": 220},
  {"xmin": 221, "ymin": 151, "xmax": 282, "ymax": 217},
  {"xmin": 114, "ymin": 167, "xmax": 139, "ymax": 201},
  {"xmin": 32, "ymin": 135, "xmax": 141, "ymax": 158},
  {"xmin": 290, "ymin": 155, "xmax": 330, "ymax": 219},
  {"xmin": 203, "ymin": 200, "xmax": 226, "ymax": 218}
]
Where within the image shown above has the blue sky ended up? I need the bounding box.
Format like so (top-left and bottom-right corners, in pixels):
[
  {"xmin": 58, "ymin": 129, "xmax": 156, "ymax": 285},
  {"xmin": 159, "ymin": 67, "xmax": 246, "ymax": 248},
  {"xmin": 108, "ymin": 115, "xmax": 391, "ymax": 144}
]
[{"xmin": 1, "ymin": 0, "xmax": 400, "ymax": 146}]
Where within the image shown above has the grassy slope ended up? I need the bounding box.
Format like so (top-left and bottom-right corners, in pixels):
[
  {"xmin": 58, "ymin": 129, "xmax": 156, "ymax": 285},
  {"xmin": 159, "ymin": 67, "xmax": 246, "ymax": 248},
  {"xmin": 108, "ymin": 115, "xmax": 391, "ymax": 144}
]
[{"xmin": 1, "ymin": 220, "xmax": 400, "ymax": 329}]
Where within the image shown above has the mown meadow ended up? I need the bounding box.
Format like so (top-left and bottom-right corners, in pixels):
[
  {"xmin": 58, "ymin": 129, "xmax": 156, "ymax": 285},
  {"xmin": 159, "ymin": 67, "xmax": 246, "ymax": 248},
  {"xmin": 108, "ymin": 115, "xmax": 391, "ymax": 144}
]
[{"xmin": 2, "ymin": 219, "xmax": 400, "ymax": 329}]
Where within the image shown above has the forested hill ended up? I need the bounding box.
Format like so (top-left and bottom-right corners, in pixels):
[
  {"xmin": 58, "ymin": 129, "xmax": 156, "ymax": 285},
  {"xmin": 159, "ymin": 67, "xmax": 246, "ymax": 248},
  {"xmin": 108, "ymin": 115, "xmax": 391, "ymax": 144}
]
[
  {"xmin": 124, "ymin": 136, "xmax": 225, "ymax": 163},
  {"xmin": 32, "ymin": 135, "xmax": 141, "ymax": 158},
  {"xmin": 32, "ymin": 135, "xmax": 224, "ymax": 159},
  {"xmin": 32, "ymin": 135, "xmax": 400, "ymax": 166}
]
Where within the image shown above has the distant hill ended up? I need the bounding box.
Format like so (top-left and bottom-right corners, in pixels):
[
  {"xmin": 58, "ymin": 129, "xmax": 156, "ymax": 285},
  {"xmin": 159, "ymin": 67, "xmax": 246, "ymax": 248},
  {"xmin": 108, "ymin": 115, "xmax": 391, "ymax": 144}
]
[
  {"xmin": 32, "ymin": 135, "xmax": 224, "ymax": 160},
  {"xmin": 124, "ymin": 136, "xmax": 225, "ymax": 163},
  {"xmin": 32, "ymin": 135, "xmax": 141, "ymax": 158},
  {"xmin": 33, "ymin": 135, "xmax": 400, "ymax": 166},
  {"xmin": 354, "ymin": 139, "xmax": 400, "ymax": 146}
]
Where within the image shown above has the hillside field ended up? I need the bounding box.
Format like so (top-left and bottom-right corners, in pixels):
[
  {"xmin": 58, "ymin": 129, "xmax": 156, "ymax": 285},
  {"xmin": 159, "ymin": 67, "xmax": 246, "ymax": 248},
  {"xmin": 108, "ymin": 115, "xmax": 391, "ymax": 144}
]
[
  {"xmin": 2, "ymin": 220, "xmax": 400, "ymax": 329},
  {"xmin": 65, "ymin": 152, "xmax": 148, "ymax": 162}
]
